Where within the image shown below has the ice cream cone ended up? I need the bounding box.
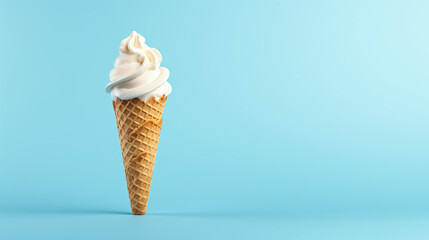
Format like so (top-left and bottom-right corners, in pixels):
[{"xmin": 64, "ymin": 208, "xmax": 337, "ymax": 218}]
[
  {"xmin": 106, "ymin": 31, "xmax": 171, "ymax": 215},
  {"xmin": 113, "ymin": 95, "xmax": 167, "ymax": 215}
]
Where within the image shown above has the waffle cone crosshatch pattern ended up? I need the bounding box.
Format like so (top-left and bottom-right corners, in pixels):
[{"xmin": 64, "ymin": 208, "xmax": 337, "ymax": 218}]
[{"xmin": 113, "ymin": 96, "xmax": 167, "ymax": 215}]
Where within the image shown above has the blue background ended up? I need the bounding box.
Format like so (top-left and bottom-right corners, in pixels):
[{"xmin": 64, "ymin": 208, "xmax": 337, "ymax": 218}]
[{"xmin": 1, "ymin": 0, "xmax": 428, "ymax": 239}]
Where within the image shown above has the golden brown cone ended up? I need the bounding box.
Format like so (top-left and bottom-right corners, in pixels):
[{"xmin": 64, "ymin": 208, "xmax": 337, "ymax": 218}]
[{"xmin": 113, "ymin": 95, "xmax": 167, "ymax": 215}]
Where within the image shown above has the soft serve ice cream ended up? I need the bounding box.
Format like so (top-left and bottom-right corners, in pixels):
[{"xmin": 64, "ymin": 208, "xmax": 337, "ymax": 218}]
[
  {"xmin": 106, "ymin": 31, "xmax": 172, "ymax": 101},
  {"xmin": 107, "ymin": 31, "xmax": 171, "ymax": 215}
]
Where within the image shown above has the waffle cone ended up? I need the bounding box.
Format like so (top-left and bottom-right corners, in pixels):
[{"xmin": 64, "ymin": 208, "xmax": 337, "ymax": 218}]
[{"xmin": 112, "ymin": 95, "xmax": 167, "ymax": 215}]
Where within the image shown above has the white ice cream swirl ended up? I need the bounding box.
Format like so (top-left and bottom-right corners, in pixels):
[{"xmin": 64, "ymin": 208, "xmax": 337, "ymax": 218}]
[{"xmin": 106, "ymin": 31, "xmax": 172, "ymax": 101}]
